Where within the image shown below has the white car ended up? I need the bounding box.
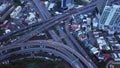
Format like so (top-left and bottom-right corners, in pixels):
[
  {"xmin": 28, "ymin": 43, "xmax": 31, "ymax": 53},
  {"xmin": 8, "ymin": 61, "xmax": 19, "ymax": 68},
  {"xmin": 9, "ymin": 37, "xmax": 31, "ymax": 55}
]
[{"xmin": 55, "ymin": 11, "xmax": 62, "ymax": 15}]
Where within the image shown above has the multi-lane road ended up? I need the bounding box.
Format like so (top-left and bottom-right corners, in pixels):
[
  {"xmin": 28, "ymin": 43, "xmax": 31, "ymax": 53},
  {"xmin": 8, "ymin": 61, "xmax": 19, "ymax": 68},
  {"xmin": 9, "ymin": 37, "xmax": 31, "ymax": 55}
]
[
  {"xmin": 10, "ymin": 13, "xmax": 70, "ymax": 44},
  {"xmin": 0, "ymin": 0, "xmax": 99, "ymax": 68},
  {"xmin": 32, "ymin": 0, "xmax": 51, "ymax": 20},
  {"xmin": 5, "ymin": 3, "xmax": 97, "ymax": 45},
  {"xmin": 0, "ymin": 40, "xmax": 95, "ymax": 68},
  {"xmin": 0, "ymin": 0, "xmax": 97, "ymax": 43},
  {"xmin": 65, "ymin": 18, "xmax": 97, "ymax": 68}
]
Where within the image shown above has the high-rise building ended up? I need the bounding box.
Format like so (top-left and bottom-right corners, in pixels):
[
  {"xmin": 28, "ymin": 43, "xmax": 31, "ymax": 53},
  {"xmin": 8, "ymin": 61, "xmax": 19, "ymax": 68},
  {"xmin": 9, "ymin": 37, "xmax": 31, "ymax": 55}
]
[{"xmin": 99, "ymin": 5, "xmax": 120, "ymax": 30}]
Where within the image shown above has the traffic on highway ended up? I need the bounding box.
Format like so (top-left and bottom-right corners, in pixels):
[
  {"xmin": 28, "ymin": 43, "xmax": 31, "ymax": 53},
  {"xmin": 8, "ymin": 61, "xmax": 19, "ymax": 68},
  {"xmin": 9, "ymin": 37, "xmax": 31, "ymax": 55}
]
[{"xmin": 1, "ymin": 0, "xmax": 120, "ymax": 68}]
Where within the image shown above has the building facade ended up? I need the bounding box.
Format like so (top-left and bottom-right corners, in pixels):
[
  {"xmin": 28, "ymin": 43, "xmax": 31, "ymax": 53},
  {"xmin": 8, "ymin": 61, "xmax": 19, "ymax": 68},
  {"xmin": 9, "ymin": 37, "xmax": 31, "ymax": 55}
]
[{"xmin": 99, "ymin": 5, "xmax": 120, "ymax": 31}]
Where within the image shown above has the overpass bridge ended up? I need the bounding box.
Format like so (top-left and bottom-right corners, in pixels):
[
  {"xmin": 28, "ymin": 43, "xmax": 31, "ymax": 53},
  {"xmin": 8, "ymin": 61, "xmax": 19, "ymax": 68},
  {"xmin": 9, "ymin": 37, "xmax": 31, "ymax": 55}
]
[
  {"xmin": 0, "ymin": 0, "xmax": 99, "ymax": 68},
  {"xmin": 0, "ymin": 40, "xmax": 94, "ymax": 68},
  {"xmin": 0, "ymin": 1, "xmax": 98, "ymax": 44}
]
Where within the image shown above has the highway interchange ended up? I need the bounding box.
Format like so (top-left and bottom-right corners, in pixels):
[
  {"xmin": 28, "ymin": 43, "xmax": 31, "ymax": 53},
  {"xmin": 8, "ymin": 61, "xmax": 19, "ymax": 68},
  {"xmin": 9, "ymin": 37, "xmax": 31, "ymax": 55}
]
[
  {"xmin": 0, "ymin": 40, "xmax": 95, "ymax": 68},
  {"xmin": 0, "ymin": 0, "xmax": 99, "ymax": 68}
]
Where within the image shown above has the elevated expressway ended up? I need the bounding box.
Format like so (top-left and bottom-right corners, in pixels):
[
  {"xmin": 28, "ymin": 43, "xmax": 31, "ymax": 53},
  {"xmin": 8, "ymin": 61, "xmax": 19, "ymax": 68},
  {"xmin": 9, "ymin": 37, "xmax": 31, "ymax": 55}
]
[
  {"xmin": 0, "ymin": 40, "xmax": 94, "ymax": 68},
  {"xmin": 32, "ymin": 0, "xmax": 51, "ymax": 20},
  {"xmin": 0, "ymin": 0, "xmax": 97, "ymax": 42},
  {"xmin": 65, "ymin": 20, "xmax": 97, "ymax": 68},
  {"xmin": 0, "ymin": 0, "xmax": 99, "ymax": 68}
]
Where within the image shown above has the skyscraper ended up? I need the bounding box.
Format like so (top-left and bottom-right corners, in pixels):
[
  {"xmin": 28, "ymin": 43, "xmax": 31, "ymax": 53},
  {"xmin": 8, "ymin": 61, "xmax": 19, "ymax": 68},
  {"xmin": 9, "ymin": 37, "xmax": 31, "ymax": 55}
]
[{"xmin": 99, "ymin": 5, "xmax": 120, "ymax": 30}]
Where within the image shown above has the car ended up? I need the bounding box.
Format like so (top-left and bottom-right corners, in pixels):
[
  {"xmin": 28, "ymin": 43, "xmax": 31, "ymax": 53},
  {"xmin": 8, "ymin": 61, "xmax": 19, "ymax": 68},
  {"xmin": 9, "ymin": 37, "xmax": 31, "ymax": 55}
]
[
  {"xmin": 79, "ymin": 15, "xmax": 84, "ymax": 19},
  {"xmin": 90, "ymin": 47, "xmax": 99, "ymax": 54},
  {"xmin": 3, "ymin": 20, "xmax": 8, "ymax": 25},
  {"xmin": 55, "ymin": 11, "xmax": 62, "ymax": 15},
  {"xmin": 5, "ymin": 29, "xmax": 11, "ymax": 34}
]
